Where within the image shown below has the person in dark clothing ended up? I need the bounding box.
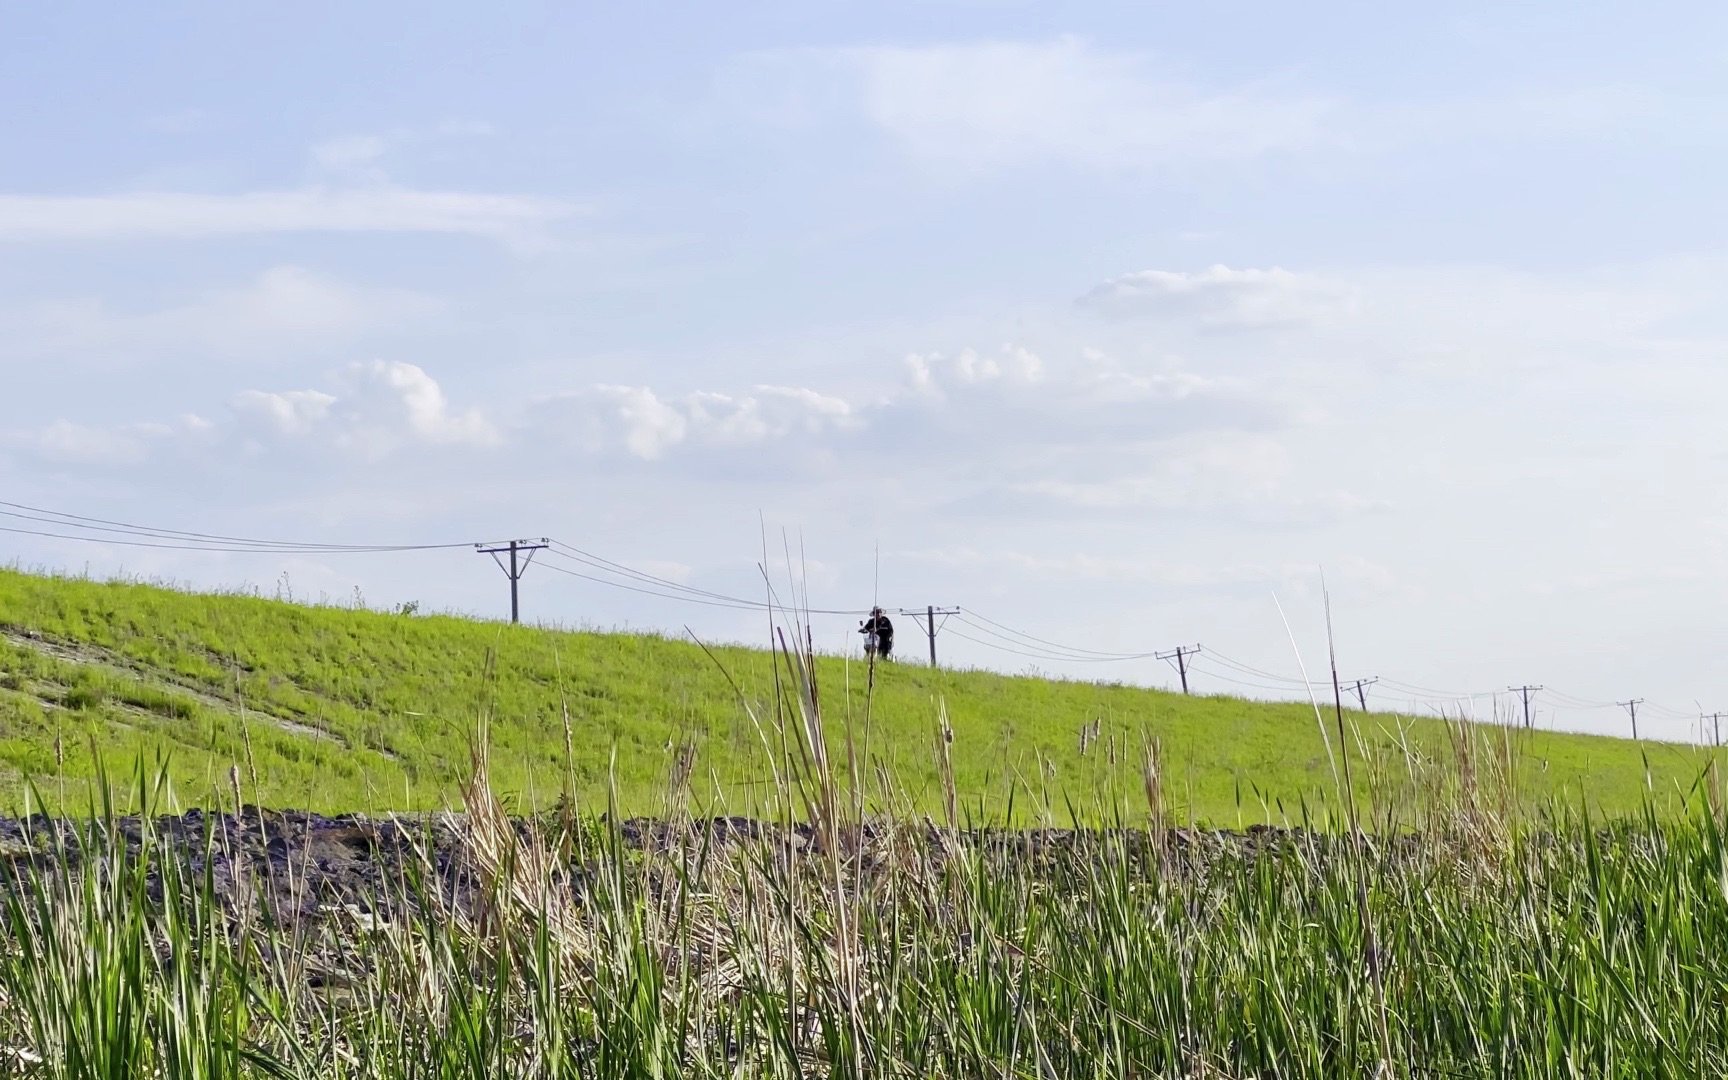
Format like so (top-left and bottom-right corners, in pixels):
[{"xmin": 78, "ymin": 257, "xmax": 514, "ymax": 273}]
[{"xmin": 860, "ymin": 607, "xmax": 894, "ymax": 660}]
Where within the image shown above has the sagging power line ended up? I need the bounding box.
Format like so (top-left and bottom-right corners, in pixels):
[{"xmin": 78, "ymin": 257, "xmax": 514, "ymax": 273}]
[
  {"xmin": 12, "ymin": 495, "xmax": 1728, "ymax": 746},
  {"xmin": 0, "ymin": 500, "xmax": 470, "ymax": 553}
]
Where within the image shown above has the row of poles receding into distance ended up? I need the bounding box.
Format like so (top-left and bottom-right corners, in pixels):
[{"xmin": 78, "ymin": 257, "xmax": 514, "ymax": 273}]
[{"xmin": 2, "ymin": 500, "xmax": 1722, "ymax": 746}]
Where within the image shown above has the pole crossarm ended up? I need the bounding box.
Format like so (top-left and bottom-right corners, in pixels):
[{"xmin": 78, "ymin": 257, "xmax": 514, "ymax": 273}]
[
  {"xmin": 1155, "ymin": 644, "xmax": 1203, "ymax": 694},
  {"xmin": 1509, "ymin": 685, "xmax": 1544, "ymax": 730},
  {"xmin": 1618, "ymin": 698, "xmax": 1645, "ymax": 741},
  {"xmin": 475, "ymin": 538, "xmax": 550, "ymax": 624},
  {"xmin": 1341, "ymin": 676, "xmax": 1379, "ymax": 712},
  {"xmin": 898, "ymin": 606, "xmax": 960, "ymax": 667}
]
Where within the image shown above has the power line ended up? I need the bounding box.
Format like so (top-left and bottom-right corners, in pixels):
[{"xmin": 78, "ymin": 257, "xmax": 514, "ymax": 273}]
[
  {"xmin": 0, "ymin": 501, "xmax": 467, "ymax": 552},
  {"xmin": 957, "ymin": 609, "xmax": 1161, "ymax": 660},
  {"xmin": 941, "ymin": 626, "xmax": 1158, "ymax": 665},
  {"xmin": 1378, "ymin": 676, "xmax": 1497, "ymax": 700},
  {"xmin": 0, "ymin": 521, "xmax": 460, "ymax": 554},
  {"xmin": 548, "ymin": 543, "xmax": 768, "ymax": 608},
  {"xmin": 535, "ymin": 559, "xmax": 771, "ymax": 611},
  {"xmin": 1201, "ymin": 649, "xmax": 1310, "ymax": 687},
  {"xmin": 1187, "ymin": 659, "xmax": 1312, "ymax": 695},
  {"xmin": 547, "ymin": 542, "xmax": 866, "ymax": 616},
  {"xmin": 9, "ymin": 496, "xmax": 1727, "ymax": 744}
]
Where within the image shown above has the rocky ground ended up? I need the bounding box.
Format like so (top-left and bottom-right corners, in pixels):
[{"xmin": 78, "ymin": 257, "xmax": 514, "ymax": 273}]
[{"xmin": 0, "ymin": 809, "xmax": 1322, "ymax": 925}]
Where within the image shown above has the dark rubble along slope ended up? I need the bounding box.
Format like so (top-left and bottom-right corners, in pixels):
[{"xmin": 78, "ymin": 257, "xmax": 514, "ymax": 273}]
[{"xmin": 0, "ymin": 809, "xmax": 1381, "ymax": 928}]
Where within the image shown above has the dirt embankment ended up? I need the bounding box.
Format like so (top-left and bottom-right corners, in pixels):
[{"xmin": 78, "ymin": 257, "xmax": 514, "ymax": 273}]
[{"xmin": 0, "ymin": 810, "xmax": 1329, "ymax": 925}]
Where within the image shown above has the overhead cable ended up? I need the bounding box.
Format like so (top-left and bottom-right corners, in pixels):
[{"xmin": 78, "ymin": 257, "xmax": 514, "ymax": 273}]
[
  {"xmin": 541, "ymin": 546, "xmax": 868, "ymax": 616},
  {"xmin": 8, "ymin": 496, "xmax": 1718, "ymax": 737},
  {"xmin": 0, "ymin": 501, "xmax": 469, "ymax": 553},
  {"xmin": 957, "ymin": 609, "xmax": 1161, "ymax": 660}
]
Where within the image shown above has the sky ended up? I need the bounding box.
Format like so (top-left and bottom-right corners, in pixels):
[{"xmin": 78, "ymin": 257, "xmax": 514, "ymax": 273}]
[{"xmin": 4, "ymin": 2, "xmax": 1728, "ymax": 741}]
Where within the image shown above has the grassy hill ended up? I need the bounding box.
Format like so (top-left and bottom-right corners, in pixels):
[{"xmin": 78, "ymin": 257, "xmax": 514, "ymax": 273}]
[{"xmin": 0, "ymin": 566, "xmax": 1717, "ymax": 822}]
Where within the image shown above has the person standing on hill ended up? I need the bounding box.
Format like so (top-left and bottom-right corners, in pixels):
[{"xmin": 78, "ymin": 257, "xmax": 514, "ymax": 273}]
[{"xmin": 860, "ymin": 607, "xmax": 894, "ymax": 660}]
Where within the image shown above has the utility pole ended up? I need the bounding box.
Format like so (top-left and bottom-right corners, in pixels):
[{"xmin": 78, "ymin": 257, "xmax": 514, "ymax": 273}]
[
  {"xmin": 476, "ymin": 538, "xmax": 549, "ymax": 624},
  {"xmin": 1619, "ymin": 698, "xmax": 1644, "ymax": 741},
  {"xmin": 1342, "ymin": 677, "xmax": 1379, "ymax": 712},
  {"xmin": 898, "ymin": 606, "xmax": 959, "ymax": 667},
  {"xmin": 1707, "ymin": 712, "xmax": 1724, "ymax": 748},
  {"xmin": 1156, "ymin": 644, "xmax": 1202, "ymax": 694},
  {"xmin": 1509, "ymin": 685, "xmax": 1544, "ymax": 731}
]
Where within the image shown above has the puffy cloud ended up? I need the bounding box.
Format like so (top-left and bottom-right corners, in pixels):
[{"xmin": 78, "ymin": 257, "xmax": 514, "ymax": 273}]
[
  {"xmin": 1080, "ymin": 265, "xmax": 1358, "ymax": 329},
  {"xmin": 538, "ymin": 383, "xmax": 859, "ymax": 460},
  {"xmin": 231, "ymin": 389, "xmax": 337, "ymax": 435},
  {"xmin": 5, "ymin": 342, "xmax": 1324, "ymax": 523},
  {"xmin": 11, "ymin": 361, "xmax": 494, "ymax": 469},
  {"xmin": 344, "ymin": 360, "xmax": 497, "ymax": 449},
  {"xmin": 904, "ymin": 346, "xmax": 1043, "ymax": 395}
]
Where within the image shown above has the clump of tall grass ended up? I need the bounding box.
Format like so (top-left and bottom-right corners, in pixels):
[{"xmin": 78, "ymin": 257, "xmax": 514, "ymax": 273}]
[{"xmin": 2, "ymin": 657, "xmax": 1728, "ymax": 1075}]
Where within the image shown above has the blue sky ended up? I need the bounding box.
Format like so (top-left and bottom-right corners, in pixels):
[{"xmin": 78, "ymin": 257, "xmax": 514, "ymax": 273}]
[{"xmin": 5, "ymin": 2, "xmax": 1728, "ymax": 739}]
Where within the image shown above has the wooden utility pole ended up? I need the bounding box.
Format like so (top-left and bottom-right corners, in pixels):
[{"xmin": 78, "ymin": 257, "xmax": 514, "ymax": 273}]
[
  {"xmin": 1619, "ymin": 698, "xmax": 1644, "ymax": 741},
  {"xmin": 1509, "ymin": 685, "xmax": 1544, "ymax": 730},
  {"xmin": 1156, "ymin": 645, "xmax": 1201, "ymax": 694},
  {"xmin": 1342, "ymin": 677, "xmax": 1378, "ymax": 712},
  {"xmin": 476, "ymin": 538, "xmax": 550, "ymax": 623},
  {"xmin": 1706, "ymin": 712, "xmax": 1724, "ymax": 747},
  {"xmin": 898, "ymin": 606, "xmax": 959, "ymax": 667}
]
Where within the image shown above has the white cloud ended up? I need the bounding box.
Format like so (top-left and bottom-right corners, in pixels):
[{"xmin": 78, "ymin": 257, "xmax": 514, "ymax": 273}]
[
  {"xmin": 231, "ymin": 389, "xmax": 337, "ymax": 436},
  {"xmin": 5, "ymin": 342, "xmax": 1317, "ymax": 521},
  {"xmin": 333, "ymin": 361, "xmax": 500, "ymax": 452},
  {"xmin": 743, "ymin": 37, "xmax": 1333, "ymax": 172},
  {"xmin": 1080, "ymin": 265, "xmax": 1359, "ymax": 329},
  {"xmin": 539, "ymin": 383, "xmax": 860, "ymax": 460},
  {"xmin": 530, "ymin": 345, "xmax": 1265, "ymax": 470},
  {"xmin": 904, "ymin": 345, "xmax": 1043, "ymax": 395},
  {"xmin": 12, "ymin": 361, "xmax": 496, "ymax": 469},
  {"xmin": 0, "ymin": 187, "xmax": 577, "ymax": 248}
]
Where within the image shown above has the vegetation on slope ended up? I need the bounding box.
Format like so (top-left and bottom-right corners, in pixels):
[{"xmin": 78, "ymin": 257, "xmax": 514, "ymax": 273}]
[
  {"xmin": 0, "ymin": 567, "xmax": 1716, "ymax": 819},
  {"xmin": 6, "ymin": 754, "xmax": 1728, "ymax": 1076}
]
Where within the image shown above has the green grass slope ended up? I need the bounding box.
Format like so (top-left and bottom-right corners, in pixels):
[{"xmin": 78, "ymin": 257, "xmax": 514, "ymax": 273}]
[{"xmin": 0, "ymin": 567, "xmax": 1717, "ymax": 821}]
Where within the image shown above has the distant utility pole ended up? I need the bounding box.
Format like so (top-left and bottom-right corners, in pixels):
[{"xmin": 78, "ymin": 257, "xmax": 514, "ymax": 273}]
[
  {"xmin": 1342, "ymin": 677, "xmax": 1379, "ymax": 712},
  {"xmin": 1619, "ymin": 698, "xmax": 1645, "ymax": 741},
  {"xmin": 1509, "ymin": 685, "xmax": 1544, "ymax": 731},
  {"xmin": 898, "ymin": 606, "xmax": 959, "ymax": 667},
  {"xmin": 476, "ymin": 538, "xmax": 549, "ymax": 624},
  {"xmin": 1707, "ymin": 712, "xmax": 1724, "ymax": 748},
  {"xmin": 1156, "ymin": 644, "xmax": 1202, "ymax": 695}
]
